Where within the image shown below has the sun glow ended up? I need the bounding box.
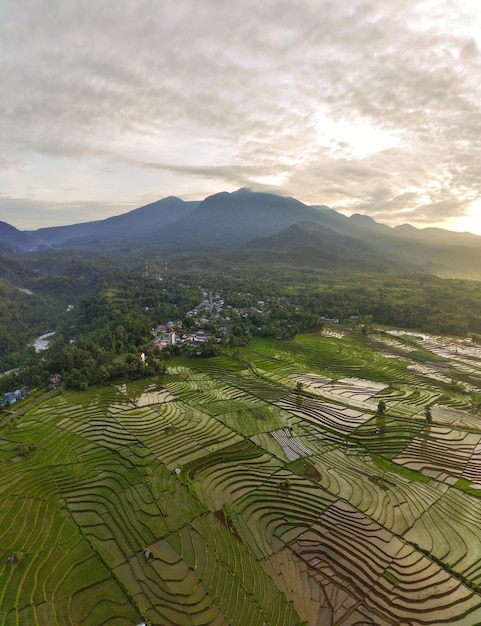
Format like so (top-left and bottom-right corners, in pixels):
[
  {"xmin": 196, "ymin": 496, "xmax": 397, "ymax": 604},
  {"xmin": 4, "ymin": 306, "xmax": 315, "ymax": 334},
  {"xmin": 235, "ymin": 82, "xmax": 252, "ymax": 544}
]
[
  {"xmin": 253, "ymin": 172, "xmax": 289, "ymax": 187},
  {"xmin": 314, "ymin": 113, "xmax": 401, "ymax": 159},
  {"xmin": 445, "ymin": 200, "xmax": 481, "ymax": 236}
]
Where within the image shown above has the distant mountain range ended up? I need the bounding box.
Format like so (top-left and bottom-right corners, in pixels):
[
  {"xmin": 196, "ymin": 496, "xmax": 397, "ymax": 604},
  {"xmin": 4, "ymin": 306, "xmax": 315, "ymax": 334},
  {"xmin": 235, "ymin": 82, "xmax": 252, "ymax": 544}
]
[{"xmin": 3, "ymin": 188, "xmax": 481, "ymax": 279}]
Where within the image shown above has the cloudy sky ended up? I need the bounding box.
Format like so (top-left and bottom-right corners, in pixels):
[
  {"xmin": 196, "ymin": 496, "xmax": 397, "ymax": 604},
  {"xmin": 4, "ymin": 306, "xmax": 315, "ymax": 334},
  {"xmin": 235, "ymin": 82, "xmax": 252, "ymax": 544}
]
[{"xmin": 2, "ymin": 0, "xmax": 481, "ymax": 233}]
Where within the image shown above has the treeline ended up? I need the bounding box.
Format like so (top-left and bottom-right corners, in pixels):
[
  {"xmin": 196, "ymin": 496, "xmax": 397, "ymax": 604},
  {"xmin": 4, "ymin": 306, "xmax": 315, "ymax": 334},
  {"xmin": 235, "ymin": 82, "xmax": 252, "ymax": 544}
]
[
  {"xmin": 0, "ymin": 339, "xmax": 168, "ymax": 395},
  {"xmin": 296, "ymin": 273, "xmax": 481, "ymax": 336}
]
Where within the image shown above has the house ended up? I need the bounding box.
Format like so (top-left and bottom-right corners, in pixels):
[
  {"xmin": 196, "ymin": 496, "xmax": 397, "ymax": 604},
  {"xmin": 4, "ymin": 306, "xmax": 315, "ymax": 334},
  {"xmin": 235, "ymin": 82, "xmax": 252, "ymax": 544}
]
[
  {"xmin": 153, "ymin": 330, "xmax": 177, "ymax": 351},
  {"xmin": 1, "ymin": 387, "xmax": 28, "ymax": 407},
  {"xmin": 165, "ymin": 331, "xmax": 176, "ymax": 345},
  {"xmin": 3, "ymin": 392, "xmax": 15, "ymax": 405},
  {"xmin": 3, "ymin": 391, "xmax": 21, "ymax": 405}
]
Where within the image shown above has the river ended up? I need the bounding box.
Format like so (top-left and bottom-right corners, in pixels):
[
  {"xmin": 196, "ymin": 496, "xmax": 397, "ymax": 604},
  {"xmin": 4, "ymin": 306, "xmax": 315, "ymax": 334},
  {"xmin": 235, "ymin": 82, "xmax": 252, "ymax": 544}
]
[{"xmin": 32, "ymin": 332, "xmax": 55, "ymax": 352}]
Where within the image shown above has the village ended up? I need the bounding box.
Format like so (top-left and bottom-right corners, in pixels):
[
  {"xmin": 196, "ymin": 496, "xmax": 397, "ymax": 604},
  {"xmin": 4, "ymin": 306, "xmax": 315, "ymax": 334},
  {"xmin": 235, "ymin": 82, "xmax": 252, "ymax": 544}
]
[{"xmin": 149, "ymin": 288, "xmax": 270, "ymax": 351}]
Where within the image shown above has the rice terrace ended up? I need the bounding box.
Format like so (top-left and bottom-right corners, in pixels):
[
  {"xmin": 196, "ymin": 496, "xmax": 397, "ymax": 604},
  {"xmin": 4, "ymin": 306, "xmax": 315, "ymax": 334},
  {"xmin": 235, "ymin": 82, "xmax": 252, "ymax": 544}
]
[{"xmin": 4, "ymin": 328, "xmax": 481, "ymax": 625}]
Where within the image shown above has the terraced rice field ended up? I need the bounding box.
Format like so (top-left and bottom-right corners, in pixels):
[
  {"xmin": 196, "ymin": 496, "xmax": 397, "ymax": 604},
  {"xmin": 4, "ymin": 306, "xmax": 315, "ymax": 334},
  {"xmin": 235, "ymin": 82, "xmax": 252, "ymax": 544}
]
[{"xmin": 3, "ymin": 329, "xmax": 481, "ymax": 624}]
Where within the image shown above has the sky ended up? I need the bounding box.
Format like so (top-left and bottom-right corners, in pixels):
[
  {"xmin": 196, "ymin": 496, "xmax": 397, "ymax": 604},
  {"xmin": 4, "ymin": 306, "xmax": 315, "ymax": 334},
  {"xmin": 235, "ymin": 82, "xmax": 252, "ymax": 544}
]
[{"xmin": 2, "ymin": 0, "xmax": 481, "ymax": 234}]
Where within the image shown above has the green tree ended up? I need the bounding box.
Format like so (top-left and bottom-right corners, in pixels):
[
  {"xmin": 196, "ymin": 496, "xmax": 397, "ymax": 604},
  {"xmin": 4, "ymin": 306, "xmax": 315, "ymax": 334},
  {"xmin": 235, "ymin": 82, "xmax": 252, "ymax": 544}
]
[{"xmin": 425, "ymin": 405, "xmax": 432, "ymax": 424}]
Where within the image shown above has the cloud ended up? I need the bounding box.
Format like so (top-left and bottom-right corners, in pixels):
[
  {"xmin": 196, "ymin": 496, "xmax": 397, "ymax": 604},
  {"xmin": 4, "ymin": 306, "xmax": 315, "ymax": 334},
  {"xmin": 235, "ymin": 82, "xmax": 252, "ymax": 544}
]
[
  {"xmin": 0, "ymin": 195, "xmax": 131, "ymax": 230},
  {"xmin": 2, "ymin": 0, "xmax": 481, "ymax": 230}
]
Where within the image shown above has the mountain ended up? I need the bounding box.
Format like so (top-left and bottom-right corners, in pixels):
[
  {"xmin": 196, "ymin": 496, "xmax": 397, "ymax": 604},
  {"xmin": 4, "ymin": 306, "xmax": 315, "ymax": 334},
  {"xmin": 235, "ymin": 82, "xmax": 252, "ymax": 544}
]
[
  {"xmin": 154, "ymin": 188, "xmax": 334, "ymax": 246},
  {"xmin": 22, "ymin": 188, "xmax": 349, "ymax": 250},
  {"xmin": 29, "ymin": 196, "xmax": 199, "ymax": 247},
  {"xmin": 3, "ymin": 188, "xmax": 481, "ymax": 280},
  {"xmin": 245, "ymin": 220, "xmax": 386, "ymax": 259},
  {"xmin": 244, "ymin": 223, "xmax": 331, "ymax": 252},
  {"xmin": 0, "ymin": 221, "xmax": 38, "ymax": 251}
]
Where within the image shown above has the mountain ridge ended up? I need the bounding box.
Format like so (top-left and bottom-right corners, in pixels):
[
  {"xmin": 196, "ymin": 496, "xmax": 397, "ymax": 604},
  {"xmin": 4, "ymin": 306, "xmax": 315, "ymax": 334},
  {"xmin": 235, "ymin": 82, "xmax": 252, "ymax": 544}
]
[{"xmin": 2, "ymin": 188, "xmax": 481, "ymax": 280}]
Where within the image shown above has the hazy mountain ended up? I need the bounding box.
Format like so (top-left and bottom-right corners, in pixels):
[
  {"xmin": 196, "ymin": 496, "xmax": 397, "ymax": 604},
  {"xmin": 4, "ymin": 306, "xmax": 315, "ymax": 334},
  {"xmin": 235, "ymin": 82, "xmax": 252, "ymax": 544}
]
[
  {"xmin": 154, "ymin": 188, "xmax": 333, "ymax": 246},
  {"xmin": 243, "ymin": 221, "xmax": 413, "ymax": 272},
  {"xmin": 245, "ymin": 220, "xmax": 381, "ymax": 258},
  {"xmin": 3, "ymin": 188, "xmax": 481, "ymax": 279},
  {"xmin": 244, "ymin": 223, "xmax": 330, "ymax": 251},
  {"xmin": 392, "ymin": 223, "xmax": 481, "ymax": 246},
  {"xmin": 0, "ymin": 221, "xmax": 38, "ymax": 251},
  {"xmin": 29, "ymin": 196, "xmax": 199, "ymax": 247}
]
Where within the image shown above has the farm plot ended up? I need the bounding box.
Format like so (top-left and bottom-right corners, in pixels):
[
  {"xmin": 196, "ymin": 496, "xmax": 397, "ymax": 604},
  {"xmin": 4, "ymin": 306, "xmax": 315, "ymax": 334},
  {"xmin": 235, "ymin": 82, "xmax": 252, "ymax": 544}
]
[
  {"xmin": 404, "ymin": 487, "xmax": 481, "ymax": 585},
  {"xmin": 262, "ymin": 547, "xmax": 334, "ymax": 626},
  {"xmin": 462, "ymin": 440, "xmax": 481, "ymax": 486},
  {"xmin": 232, "ymin": 471, "xmax": 337, "ymax": 559},
  {"xmin": 393, "ymin": 425, "xmax": 481, "ymax": 484},
  {"xmin": 0, "ymin": 453, "xmax": 143, "ymax": 625},
  {"xmin": 389, "ymin": 386, "xmax": 440, "ymax": 413},
  {"xmin": 349, "ymin": 416, "xmax": 427, "ymax": 459},
  {"xmin": 133, "ymin": 387, "xmax": 175, "ymax": 407},
  {"xmin": 115, "ymin": 399, "xmax": 243, "ymax": 469},
  {"xmin": 307, "ymin": 447, "xmax": 446, "ymax": 535},
  {"xmin": 200, "ymin": 402, "xmax": 291, "ymax": 437},
  {"xmin": 174, "ymin": 356, "xmax": 291, "ymax": 402},
  {"xmin": 164, "ymin": 371, "xmax": 269, "ymax": 406},
  {"xmin": 240, "ymin": 351, "xmax": 305, "ymax": 388},
  {"xmin": 222, "ymin": 371, "xmax": 290, "ymax": 402},
  {"xmin": 236, "ymin": 346, "xmax": 297, "ymax": 372},
  {"xmin": 261, "ymin": 333, "xmax": 413, "ymax": 387},
  {"xmin": 183, "ymin": 439, "xmax": 282, "ymax": 511},
  {"xmin": 277, "ymin": 393, "xmax": 371, "ymax": 433},
  {"xmin": 176, "ymin": 354, "xmax": 246, "ymax": 374},
  {"xmin": 163, "ymin": 376, "xmax": 216, "ymax": 404},
  {"xmin": 285, "ymin": 375, "xmax": 390, "ymax": 410},
  {"xmin": 1, "ymin": 390, "xmax": 220, "ymax": 626},
  {"xmin": 250, "ymin": 428, "xmax": 324, "ymax": 461},
  {"xmin": 295, "ymin": 372, "xmax": 332, "ymax": 391},
  {"xmin": 280, "ymin": 499, "xmax": 481, "ymax": 625},
  {"xmin": 97, "ymin": 384, "xmax": 138, "ymax": 414},
  {"xmin": 6, "ymin": 327, "xmax": 481, "ymax": 625},
  {"xmin": 270, "ymin": 428, "xmax": 312, "ymax": 461},
  {"xmin": 118, "ymin": 512, "xmax": 301, "ymax": 626},
  {"xmin": 173, "ymin": 514, "xmax": 300, "ymax": 626},
  {"xmin": 294, "ymin": 427, "xmax": 354, "ymax": 460},
  {"xmin": 55, "ymin": 414, "xmax": 138, "ymax": 450},
  {"xmin": 433, "ymin": 405, "xmax": 481, "ymax": 431},
  {"xmin": 333, "ymin": 377, "xmax": 388, "ymax": 401}
]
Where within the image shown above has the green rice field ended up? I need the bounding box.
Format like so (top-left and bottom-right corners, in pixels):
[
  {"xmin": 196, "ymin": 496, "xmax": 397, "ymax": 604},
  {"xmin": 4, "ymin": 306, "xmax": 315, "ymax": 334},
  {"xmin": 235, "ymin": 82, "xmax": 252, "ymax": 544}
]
[{"xmin": 3, "ymin": 329, "xmax": 481, "ymax": 625}]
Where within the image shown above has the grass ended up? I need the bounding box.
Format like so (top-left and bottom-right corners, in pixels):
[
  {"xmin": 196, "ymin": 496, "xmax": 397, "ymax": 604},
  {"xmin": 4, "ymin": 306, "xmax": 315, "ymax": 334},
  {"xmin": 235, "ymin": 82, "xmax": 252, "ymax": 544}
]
[
  {"xmin": 454, "ymin": 477, "xmax": 481, "ymax": 498},
  {"xmin": 370, "ymin": 452, "xmax": 432, "ymax": 483}
]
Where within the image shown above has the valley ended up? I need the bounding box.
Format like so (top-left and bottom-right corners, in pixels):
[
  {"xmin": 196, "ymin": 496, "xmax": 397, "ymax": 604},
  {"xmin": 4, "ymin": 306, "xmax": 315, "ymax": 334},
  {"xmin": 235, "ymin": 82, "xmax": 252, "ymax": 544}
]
[{"xmin": 3, "ymin": 189, "xmax": 481, "ymax": 624}]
